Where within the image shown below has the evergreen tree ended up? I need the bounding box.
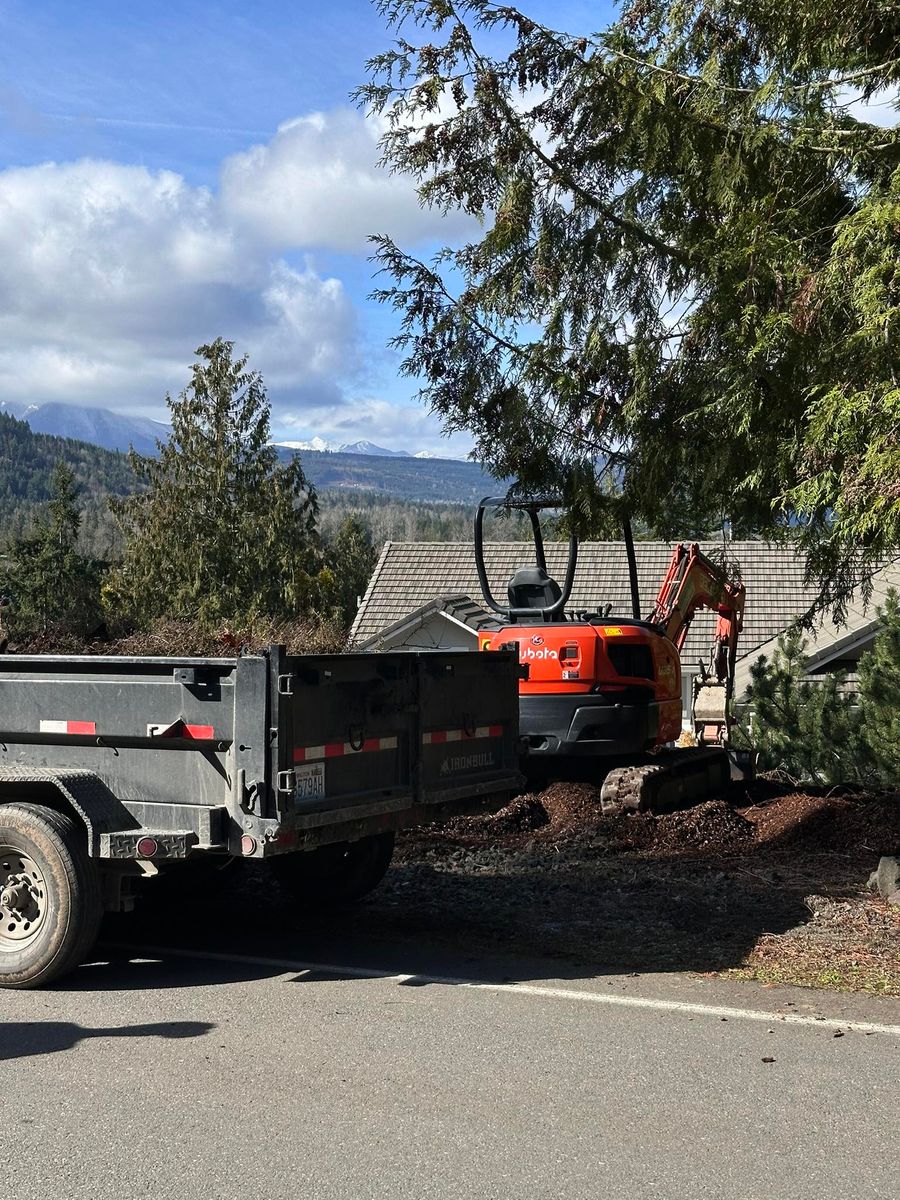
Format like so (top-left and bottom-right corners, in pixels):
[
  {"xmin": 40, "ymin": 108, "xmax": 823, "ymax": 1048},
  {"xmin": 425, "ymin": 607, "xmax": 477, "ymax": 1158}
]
[
  {"xmin": 858, "ymin": 589, "xmax": 900, "ymax": 783},
  {"xmin": 744, "ymin": 628, "xmax": 878, "ymax": 787},
  {"xmin": 324, "ymin": 515, "xmax": 378, "ymax": 626},
  {"xmin": 359, "ymin": 1, "xmax": 900, "ymax": 602},
  {"xmin": 745, "ymin": 589, "xmax": 900, "ymax": 788},
  {"xmin": 107, "ymin": 338, "xmax": 324, "ymax": 625},
  {"xmin": 1, "ymin": 461, "xmax": 101, "ymax": 637},
  {"xmin": 745, "ymin": 630, "xmax": 872, "ymax": 786}
]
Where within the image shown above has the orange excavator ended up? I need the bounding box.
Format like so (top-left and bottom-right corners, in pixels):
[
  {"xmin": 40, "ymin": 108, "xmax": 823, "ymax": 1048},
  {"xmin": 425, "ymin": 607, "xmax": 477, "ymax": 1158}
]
[{"xmin": 474, "ymin": 496, "xmax": 748, "ymax": 812}]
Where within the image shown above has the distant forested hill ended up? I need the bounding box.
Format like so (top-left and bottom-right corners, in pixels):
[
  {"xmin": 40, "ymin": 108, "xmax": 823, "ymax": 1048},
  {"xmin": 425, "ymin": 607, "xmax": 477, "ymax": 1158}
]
[
  {"xmin": 0, "ymin": 415, "xmax": 512, "ymax": 558},
  {"xmin": 0, "ymin": 413, "xmax": 135, "ymax": 556},
  {"xmin": 282, "ymin": 447, "xmax": 506, "ymax": 504},
  {"xmin": 315, "ymin": 489, "xmax": 532, "ymax": 544}
]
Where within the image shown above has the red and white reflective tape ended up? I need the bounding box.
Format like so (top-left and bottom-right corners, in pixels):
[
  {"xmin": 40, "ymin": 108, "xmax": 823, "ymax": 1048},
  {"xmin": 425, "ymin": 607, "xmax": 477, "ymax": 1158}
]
[
  {"xmin": 293, "ymin": 725, "xmax": 503, "ymax": 763},
  {"xmin": 176, "ymin": 724, "xmax": 215, "ymax": 740},
  {"xmin": 294, "ymin": 735, "xmax": 398, "ymax": 764},
  {"xmin": 422, "ymin": 724, "xmax": 503, "ymax": 745},
  {"xmin": 40, "ymin": 720, "xmax": 96, "ymax": 735},
  {"xmin": 147, "ymin": 722, "xmax": 216, "ymax": 740}
]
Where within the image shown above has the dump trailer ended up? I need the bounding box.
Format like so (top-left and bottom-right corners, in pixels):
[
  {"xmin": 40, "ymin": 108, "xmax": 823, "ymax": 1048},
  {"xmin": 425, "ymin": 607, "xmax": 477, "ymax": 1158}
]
[{"xmin": 0, "ymin": 646, "xmax": 522, "ymax": 989}]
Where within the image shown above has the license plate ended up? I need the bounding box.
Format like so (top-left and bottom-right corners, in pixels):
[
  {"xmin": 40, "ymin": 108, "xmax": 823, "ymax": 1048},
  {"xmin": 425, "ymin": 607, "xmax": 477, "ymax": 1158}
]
[{"xmin": 294, "ymin": 761, "xmax": 326, "ymax": 801}]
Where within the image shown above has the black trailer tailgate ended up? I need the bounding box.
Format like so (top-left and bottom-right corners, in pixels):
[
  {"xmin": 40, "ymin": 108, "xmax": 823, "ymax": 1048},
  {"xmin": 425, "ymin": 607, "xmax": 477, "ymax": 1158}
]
[
  {"xmin": 417, "ymin": 650, "xmax": 520, "ymax": 798},
  {"xmin": 272, "ymin": 649, "xmax": 521, "ymax": 846}
]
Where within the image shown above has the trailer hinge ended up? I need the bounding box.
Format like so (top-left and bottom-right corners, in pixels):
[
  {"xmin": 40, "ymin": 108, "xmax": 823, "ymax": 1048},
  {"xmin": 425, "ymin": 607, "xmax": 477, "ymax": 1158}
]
[
  {"xmin": 277, "ymin": 674, "xmax": 295, "ymax": 696},
  {"xmin": 276, "ymin": 769, "xmax": 296, "ymax": 794}
]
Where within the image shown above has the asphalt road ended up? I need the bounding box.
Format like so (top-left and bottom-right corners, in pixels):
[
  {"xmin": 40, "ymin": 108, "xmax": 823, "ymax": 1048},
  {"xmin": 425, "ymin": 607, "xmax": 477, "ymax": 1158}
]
[{"xmin": 2, "ymin": 919, "xmax": 898, "ymax": 1200}]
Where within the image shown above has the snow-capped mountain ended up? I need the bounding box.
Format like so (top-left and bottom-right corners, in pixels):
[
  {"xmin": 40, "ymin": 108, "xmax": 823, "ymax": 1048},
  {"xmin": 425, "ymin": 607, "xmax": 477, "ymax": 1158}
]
[
  {"xmin": 274, "ymin": 438, "xmax": 403, "ymax": 455},
  {"xmin": 277, "ymin": 436, "xmax": 335, "ymax": 452},
  {"xmin": 337, "ymin": 440, "xmax": 411, "ymax": 457},
  {"xmin": 0, "ymin": 403, "xmax": 467, "ymax": 464},
  {"xmin": 11, "ymin": 402, "xmax": 169, "ymax": 456},
  {"xmin": 274, "ymin": 438, "xmax": 463, "ymax": 461}
]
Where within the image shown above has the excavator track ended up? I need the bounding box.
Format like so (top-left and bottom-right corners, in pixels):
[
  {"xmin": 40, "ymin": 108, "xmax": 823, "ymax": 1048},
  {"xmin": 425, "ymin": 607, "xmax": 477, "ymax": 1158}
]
[{"xmin": 600, "ymin": 747, "xmax": 732, "ymax": 815}]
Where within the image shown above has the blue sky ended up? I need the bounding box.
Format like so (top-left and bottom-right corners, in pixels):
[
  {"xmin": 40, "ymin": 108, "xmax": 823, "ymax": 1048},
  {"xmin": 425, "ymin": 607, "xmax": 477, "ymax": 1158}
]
[
  {"xmin": 0, "ymin": 1, "xmax": 385, "ymax": 178},
  {"xmin": 0, "ymin": 0, "xmax": 608, "ymax": 454}
]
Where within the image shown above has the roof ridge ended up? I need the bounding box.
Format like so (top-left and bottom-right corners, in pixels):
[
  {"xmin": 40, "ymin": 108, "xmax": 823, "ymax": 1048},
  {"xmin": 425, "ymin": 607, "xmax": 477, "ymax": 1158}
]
[{"xmin": 378, "ymin": 539, "xmax": 805, "ymax": 548}]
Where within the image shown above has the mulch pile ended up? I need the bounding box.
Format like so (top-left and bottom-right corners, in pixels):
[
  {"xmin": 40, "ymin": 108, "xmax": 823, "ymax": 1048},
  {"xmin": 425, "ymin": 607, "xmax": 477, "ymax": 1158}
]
[
  {"xmin": 641, "ymin": 800, "xmax": 755, "ymax": 854},
  {"xmin": 744, "ymin": 791, "xmax": 900, "ymax": 855},
  {"xmin": 407, "ymin": 779, "xmax": 900, "ymax": 863}
]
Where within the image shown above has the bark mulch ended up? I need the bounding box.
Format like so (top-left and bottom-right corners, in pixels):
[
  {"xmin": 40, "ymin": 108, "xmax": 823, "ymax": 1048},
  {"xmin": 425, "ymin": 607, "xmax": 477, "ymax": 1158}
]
[{"xmin": 391, "ymin": 781, "xmax": 900, "ymax": 995}]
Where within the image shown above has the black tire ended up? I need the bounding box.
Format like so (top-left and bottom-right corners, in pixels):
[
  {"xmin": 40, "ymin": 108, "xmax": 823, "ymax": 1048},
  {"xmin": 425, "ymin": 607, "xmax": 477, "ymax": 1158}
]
[
  {"xmin": 0, "ymin": 803, "xmax": 102, "ymax": 989},
  {"xmin": 270, "ymin": 832, "xmax": 395, "ymax": 908}
]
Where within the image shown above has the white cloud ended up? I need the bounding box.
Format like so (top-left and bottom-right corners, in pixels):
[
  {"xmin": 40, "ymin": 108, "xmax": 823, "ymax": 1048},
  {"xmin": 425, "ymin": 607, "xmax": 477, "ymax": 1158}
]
[
  {"xmin": 0, "ymin": 106, "xmax": 470, "ymax": 443},
  {"xmin": 274, "ymin": 396, "xmax": 473, "ymax": 458},
  {"xmin": 0, "ymin": 157, "xmax": 357, "ymax": 413},
  {"xmin": 220, "ymin": 107, "xmax": 472, "ymax": 253}
]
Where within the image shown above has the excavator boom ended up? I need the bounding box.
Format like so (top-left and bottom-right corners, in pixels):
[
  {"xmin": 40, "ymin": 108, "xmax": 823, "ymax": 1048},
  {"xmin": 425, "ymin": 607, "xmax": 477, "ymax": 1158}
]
[
  {"xmin": 648, "ymin": 543, "xmax": 745, "ymax": 743},
  {"xmin": 649, "ymin": 543, "xmax": 745, "ymax": 659}
]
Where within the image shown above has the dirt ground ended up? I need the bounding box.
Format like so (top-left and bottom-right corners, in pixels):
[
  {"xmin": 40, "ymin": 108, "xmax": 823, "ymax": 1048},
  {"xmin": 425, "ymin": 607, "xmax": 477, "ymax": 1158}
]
[
  {"xmin": 145, "ymin": 778, "xmax": 899, "ymax": 998},
  {"xmin": 385, "ymin": 780, "xmax": 900, "ymax": 996}
]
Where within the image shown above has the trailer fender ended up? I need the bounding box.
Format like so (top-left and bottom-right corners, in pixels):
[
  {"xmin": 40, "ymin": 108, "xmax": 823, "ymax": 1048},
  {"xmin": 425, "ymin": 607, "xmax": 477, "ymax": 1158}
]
[{"xmin": 0, "ymin": 767, "xmax": 137, "ymax": 856}]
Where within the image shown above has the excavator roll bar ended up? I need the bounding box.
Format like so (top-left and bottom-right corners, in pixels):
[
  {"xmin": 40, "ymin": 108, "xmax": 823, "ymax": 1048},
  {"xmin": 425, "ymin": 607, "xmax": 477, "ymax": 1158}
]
[
  {"xmin": 474, "ymin": 496, "xmax": 644, "ymax": 623},
  {"xmin": 474, "ymin": 495, "xmax": 579, "ymax": 620}
]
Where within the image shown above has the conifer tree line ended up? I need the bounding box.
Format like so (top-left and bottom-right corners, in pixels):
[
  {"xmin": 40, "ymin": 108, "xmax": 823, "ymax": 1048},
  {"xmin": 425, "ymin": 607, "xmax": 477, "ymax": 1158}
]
[
  {"xmin": 0, "ymin": 339, "xmax": 377, "ymax": 644},
  {"xmin": 744, "ymin": 592, "xmax": 900, "ymax": 788}
]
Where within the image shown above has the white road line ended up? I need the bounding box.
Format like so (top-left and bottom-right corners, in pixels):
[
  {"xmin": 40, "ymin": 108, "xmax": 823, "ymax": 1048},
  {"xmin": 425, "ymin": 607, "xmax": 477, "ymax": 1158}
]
[{"xmin": 100, "ymin": 943, "xmax": 900, "ymax": 1037}]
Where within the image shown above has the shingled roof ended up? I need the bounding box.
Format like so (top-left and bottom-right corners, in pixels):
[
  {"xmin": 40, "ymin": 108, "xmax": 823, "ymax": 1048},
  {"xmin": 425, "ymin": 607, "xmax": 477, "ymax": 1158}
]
[
  {"xmin": 733, "ymin": 557, "xmax": 900, "ymax": 694},
  {"xmin": 350, "ymin": 540, "xmax": 824, "ymax": 666}
]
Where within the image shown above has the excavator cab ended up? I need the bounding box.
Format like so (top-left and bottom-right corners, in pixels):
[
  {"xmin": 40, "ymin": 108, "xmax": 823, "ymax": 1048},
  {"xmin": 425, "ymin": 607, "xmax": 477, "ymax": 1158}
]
[{"xmin": 474, "ymin": 495, "xmax": 577, "ymax": 623}]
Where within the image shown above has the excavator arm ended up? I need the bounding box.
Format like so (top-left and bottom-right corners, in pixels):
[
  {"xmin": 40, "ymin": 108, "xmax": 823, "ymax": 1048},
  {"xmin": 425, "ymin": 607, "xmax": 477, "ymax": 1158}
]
[{"xmin": 647, "ymin": 544, "xmax": 746, "ymax": 744}]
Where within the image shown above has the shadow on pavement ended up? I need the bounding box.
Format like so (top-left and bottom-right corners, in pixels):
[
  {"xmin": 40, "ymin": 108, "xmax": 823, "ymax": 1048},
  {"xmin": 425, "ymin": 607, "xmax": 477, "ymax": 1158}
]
[
  {"xmin": 0, "ymin": 1019, "xmax": 214, "ymax": 1061},
  {"xmin": 43, "ymin": 846, "xmax": 819, "ymax": 993}
]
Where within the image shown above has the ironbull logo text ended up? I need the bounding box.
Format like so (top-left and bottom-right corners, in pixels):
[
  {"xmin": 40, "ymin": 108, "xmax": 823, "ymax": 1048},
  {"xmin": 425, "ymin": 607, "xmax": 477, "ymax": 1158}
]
[{"xmin": 439, "ymin": 752, "xmax": 495, "ymax": 775}]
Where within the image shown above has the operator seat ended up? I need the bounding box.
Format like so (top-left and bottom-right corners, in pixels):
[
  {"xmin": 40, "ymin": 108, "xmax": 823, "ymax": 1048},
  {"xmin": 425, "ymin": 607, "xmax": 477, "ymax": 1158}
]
[{"xmin": 507, "ymin": 566, "xmax": 566, "ymax": 619}]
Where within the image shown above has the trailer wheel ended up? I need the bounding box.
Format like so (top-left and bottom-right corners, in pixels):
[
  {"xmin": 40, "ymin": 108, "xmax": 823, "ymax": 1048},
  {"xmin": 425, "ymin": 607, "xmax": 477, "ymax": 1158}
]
[
  {"xmin": 271, "ymin": 832, "xmax": 395, "ymax": 908},
  {"xmin": 0, "ymin": 803, "xmax": 102, "ymax": 989}
]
